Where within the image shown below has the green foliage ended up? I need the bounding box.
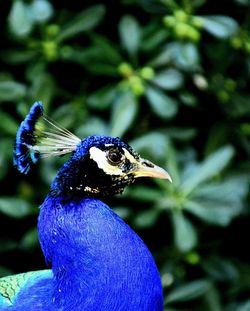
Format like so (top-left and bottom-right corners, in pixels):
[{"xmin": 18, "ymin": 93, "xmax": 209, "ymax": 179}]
[
  {"xmin": 1, "ymin": 0, "xmax": 250, "ymax": 309},
  {"xmin": 0, "ymin": 198, "xmax": 34, "ymax": 218}
]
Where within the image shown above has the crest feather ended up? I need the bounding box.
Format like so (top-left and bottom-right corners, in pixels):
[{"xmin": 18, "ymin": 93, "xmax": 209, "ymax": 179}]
[{"xmin": 14, "ymin": 101, "xmax": 81, "ymax": 174}]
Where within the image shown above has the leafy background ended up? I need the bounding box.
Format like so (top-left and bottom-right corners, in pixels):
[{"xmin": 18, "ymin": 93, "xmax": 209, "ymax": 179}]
[{"xmin": 0, "ymin": 0, "xmax": 250, "ymax": 310}]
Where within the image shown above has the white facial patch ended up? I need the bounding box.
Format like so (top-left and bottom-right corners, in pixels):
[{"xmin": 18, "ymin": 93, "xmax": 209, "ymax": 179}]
[
  {"xmin": 89, "ymin": 147, "xmax": 124, "ymax": 176},
  {"xmin": 122, "ymin": 148, "xmax": 138, "ymax": 164}
]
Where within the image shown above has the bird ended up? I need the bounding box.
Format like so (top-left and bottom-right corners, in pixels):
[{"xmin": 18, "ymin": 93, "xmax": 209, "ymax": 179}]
[{"xmin": 0, "ymin": 102, "xmax": 171, "ymax": 311}]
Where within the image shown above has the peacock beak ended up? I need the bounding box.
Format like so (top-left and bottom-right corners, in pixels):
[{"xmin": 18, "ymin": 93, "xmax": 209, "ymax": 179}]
[{"xmin": 132, "ymin": 158, "xmax": 172, "ymax": 182}]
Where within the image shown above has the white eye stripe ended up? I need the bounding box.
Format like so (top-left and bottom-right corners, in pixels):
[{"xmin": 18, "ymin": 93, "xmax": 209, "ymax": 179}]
[
  {"xmin": 89, "ymin": 147, "xmax": 124, "ymax": 176},
  {"xmin": 122, "ymin": 148, "xmax": 138, "ymax": 164},
  {"xmin": 89, "ymin": 146, "xmax": 139, "ymax": 176}
]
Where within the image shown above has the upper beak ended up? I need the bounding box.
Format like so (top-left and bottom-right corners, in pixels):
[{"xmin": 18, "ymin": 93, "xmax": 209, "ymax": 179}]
[{"xmin": 132, "ymin": 158, "xmax": 172, "ymax": 182}]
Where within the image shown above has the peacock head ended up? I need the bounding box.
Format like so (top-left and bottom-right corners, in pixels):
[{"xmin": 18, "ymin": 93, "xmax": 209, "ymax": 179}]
[
  {"xmin": 14, "ymin": 102, "xmax": 171, "ymax": 198},
  {"xmin": 51, "ymin": 135, "xmax": 171, "ymax": 197}
]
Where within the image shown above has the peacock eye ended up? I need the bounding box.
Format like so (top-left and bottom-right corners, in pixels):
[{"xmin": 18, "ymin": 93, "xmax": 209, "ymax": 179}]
[{"xmin": 107, "ymin": 149, "xmax": 124, "ymax": 165}]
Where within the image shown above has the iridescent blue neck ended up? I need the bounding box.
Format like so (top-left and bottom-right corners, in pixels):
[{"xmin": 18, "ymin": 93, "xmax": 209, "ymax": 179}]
[{"xmin": 38, "ymin": 194, "xmax": 163, "ymax": 310}]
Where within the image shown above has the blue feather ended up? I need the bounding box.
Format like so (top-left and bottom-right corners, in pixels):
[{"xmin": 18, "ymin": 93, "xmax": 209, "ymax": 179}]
[
  {"xmin": 13, "ymin": 101, "xmax": 80, "ymax": 174},
  {"xmin": 0, "ymin": 197, "xmax": 163, "ymax": 310},
  {"xmin": 13, "ymin": 101, "xmax": 43, "ymax": 174},
  {"xmin": 1, "ymin": 103, "xmax": 170, "ymax": 310}
]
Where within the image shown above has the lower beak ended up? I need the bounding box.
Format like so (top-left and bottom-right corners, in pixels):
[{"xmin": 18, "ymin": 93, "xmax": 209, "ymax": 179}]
[{"xmin": 132, "ymin": 158, "xmax": 172, "ymax": 182}]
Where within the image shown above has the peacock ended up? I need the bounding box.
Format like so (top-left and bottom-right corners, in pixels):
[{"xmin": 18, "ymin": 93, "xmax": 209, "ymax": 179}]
[{"xmin": 0, "ymin": 102, "xmax": 171, "ymax": 311}]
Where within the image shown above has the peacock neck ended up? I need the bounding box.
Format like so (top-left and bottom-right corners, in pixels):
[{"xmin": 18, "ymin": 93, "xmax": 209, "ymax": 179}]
[{"xmin": 38, "ymin": 193, "xmax": 163, "ymax": 310}]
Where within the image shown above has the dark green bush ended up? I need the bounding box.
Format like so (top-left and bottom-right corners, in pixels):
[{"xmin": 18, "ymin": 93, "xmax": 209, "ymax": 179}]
[{"xmin": 1, "ymin": 0, "xmax": 250, "ymax": 309}]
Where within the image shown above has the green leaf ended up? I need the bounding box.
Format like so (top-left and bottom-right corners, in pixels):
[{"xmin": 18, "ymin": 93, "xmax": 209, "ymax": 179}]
[
  {"xmin": 0, "ymin": 198, "xmax": 33, "ymax": 218},
  {"xmin": 237, "ymin": 300, "xmax": 250, "ymax": 311},
  {"xmin": 0, "ymin": 112, "xmax": 18, "ymax": 135},
  {"xmin": 200, "ymin": 15, "xmax": 239, "ymax": 38},
  {"xmin": 87, "ymin": 86, "xmax": 116, "ymax": 110},
  {"xmin": 112, "ymin": 207, "xmax": 131, "ymax": 220},
  {"xmin": 133, "ymin": 209, "xmax": 159, "ymax": 228},
  {"xmin": 29, "ymin": 0, "xmax": 53, "ymax": 23},
  {"xmin": 51, "ymin": 103, "xmax": 85, "ymax": 129},
  {"xmin": 1, "ymin": 50, "xmax": 36, "ymax": 64},
  {"xmin": 172, "ymin": 211, "xmax": 198, "ymax": 252},
  {"xmin": 204, "ymin": 286, "xmax": 222, "ymax": 311},
  {"xmin": 0, "ymin": 80, "xmax": 26, "ymax": 102},
  {"xmin": 165, "ymin": 127, "xmax": 197, "ymax": 141},
  {"xmin": 71, "ymin": 42, "xmax": 121, "ymax": 72},
  {"xmin": 125, "ymin": 185, "xmax": 162, "ymax": 202},
  {"xmin": 166, "ymin": 279, "xmax": 212, "ymax": 303},
  {"xmin": 150, "ymin": 45, "xmax": 172, "ymax": 67},
  {"xmin": 146, "ymin": 86, "xmax": 178, "ymax": 119},
  {"xmin": 130, "ymin": 132, "xmax": 170, "ymax": 160},
  {"xmin": 179, "ymin": 92, "xmax": 197, "ymax": 107},
  {"xmin": 26, "ymin": 61, "xmax": 46, "ymax": 82},
  {"xmin": 203, "ymin": 257, "xmax": 239, "ymax": 282},
  {"xmin": 169, "ymin": 42, "xmax": 200, "ymax": 70},
  {"xmin": 142, "ymin": 29, "xmax": 168, "ymax": 51},
  {"xmin": 192, "ymin": 177, "xmax": 248, "ymax": 205},
  {"xmin": 119, "ymin": 15, "xmax": 141, "ymax": 56},
  {"xmin": 181, "ymin": 145, "xmax": 235, "ymax": 195},
  {"xmin": 223, "ymin": 94, "xmax": 250, "ymax": 117},
  {"xmin": 8, "ymin": 0, "xmax": 34, "ymax": 37},
  {"xmin": 19, "ymin": 227, "xmax": 39, "ymax": 250},
  {"xmin": 57, "ymin": 5, "xmax": 106, "ymax": 42},
  {"xmin": 0, "ymin": 139, "xmax": 13, "ymax": 181},
  {"xmin": 236, "ymin": 0, "xmax": 250, "ymax": 4},
  {"xmin": 184, "ymin": 200, "xmax": 240, "ymax": 226},
  {"xmin": 76, "ymin": 117, "xmax": 108, "ymax": 137},
  {"xmin": 84, "ymin": 62, "xmax": 119, "ymax": 76},
  {"xmin": 152, "ymin": 42, "xmax": 200, "ymax": 70},
  {"xmin": 29, "ymin": 73, "xmax": 55, "ymax": 107},
  {"xmin": 91, "ymin": 35, "xmax": 123, "ymax": 65},
  {"xmin": 110, "ymin": 90, "xmax": 138, "ymax": 137},
  {"xmin": 152, "ymin": 69, "xmax": 184, "ymax": 90}
]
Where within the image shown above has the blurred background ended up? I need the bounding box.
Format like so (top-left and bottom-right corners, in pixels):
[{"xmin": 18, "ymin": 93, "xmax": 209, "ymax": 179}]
[{"xmin": 0, "ymin": 0, "xmax": 250, "ymax": 310}]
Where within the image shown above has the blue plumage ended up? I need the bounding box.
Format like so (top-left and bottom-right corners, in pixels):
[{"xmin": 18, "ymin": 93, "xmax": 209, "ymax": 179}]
[
  {"xmin": 1, "ymin": 102, "xmax": 172, "ymax": 310},
  {"xmin": 13, "ymin": 101, "xmax": 43, "ymax": 174}
]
